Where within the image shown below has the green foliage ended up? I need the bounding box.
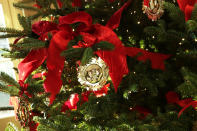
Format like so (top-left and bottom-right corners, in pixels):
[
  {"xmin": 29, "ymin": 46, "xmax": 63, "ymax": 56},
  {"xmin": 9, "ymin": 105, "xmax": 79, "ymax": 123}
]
[
  {"xmin": 92, "ymin": 41, "xmax": 115, "ymax": 51},
  {"xmin": 17, "ymin": 14, "xmax": 32, "ymax": 32},
  {"xmin": 12, "ymin": 38, "xmax": 47, "ymax": 50},
  {"xmin": 61, "ymin": 48, "xmax": 85, "ymax": 60},
  {"xmin": 0, "ymin": 0, "xmax": 197, "ymax": 131},
  {"xmin": 177, "ymin": 68, "xmax": 197, "ymax": 98},
  {"xmin": 5, "ymin": 122, "xmax": 18, "ymax": 131},
  {"xmin": 0, "ymin": 72, "xmax": 19, "ymax": 95},
  {"xmin": 81, "ymin": 47, "xmax": 94, "ymax": 65}
]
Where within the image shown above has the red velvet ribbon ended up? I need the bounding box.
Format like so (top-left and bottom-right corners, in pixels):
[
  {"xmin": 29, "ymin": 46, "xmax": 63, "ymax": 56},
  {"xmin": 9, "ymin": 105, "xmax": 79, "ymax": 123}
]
[
  {"xmin": 18, "ymin": 1, "xmax": 170, "ymax": 104},
  {"xmin": 131, "ymin": 106, "xmax": 151, "ymax": 119},
  {"xmin": 56, "ymin": 0, "xmax": 63, "ymax": 8},
  {"xmin": 33, "ymin": 0, "xmax": 42, "ymax": 9},
  {"xmin": 166, "ymin": 91, "xmax": 197, "ymax": 117},
  {"xmin": 72, "ymin": 0, "xmax": 82, "ymax": 7},
  {"xmin": 177, "ymin": 0, "xmax": 197, "ymax": 21},
  {"xmin": 143, "ymin": 0, "xmax": 150, "ymax": 7},
  {"xmin": 61, "ymin": 84, "xmax": 110, "ymax": 112},
  {"xmin": 32, "ymin": 72, "xmax": 47, "ymax": 79},
  {"xmin": 18, "ymin": 80, "xmax": 32, "ymax": 98}
]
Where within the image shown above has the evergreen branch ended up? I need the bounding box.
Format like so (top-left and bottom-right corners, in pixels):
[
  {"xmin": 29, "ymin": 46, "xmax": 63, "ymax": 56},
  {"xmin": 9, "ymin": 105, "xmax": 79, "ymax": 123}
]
[
  {"xmin": 13, "ymin": 3, "xmax": 39, "ymax": 11},
  {"xmin": 0, "ymin": 72, "xmax": 19, "ymax": 87},
  {"xmin": 14, "ymin": 41, "xmax": 46, "ymax": 49},
  {"xmin": 2, "ymin": 51, "xmax": 28, "ymax": 59},
  {"xmin": 0, "ymin": 27, "xmax": 24, "ymax": 34},
  {"xmin": 0, "ymin": 83, "xmax": 19, "ymax": 96},
  {"xmin": 61, "ymin": 48, "xmax": 85, "ymax": 60},
  {"xmin": 0, "ymin": 34, "xmax": 24, "ymax": 38},
  {"xmin": 92, "ymin": 41, "xmax": 115, "ymax": 51},
  {"xmin": 191, "ymin": 4, "xmax": 197, "ymax": 21},
  {"xmin": 17, "ymin": 14, "xmax": 32, "ymax": 31},
  {"xmin": 0, "ymin": 107, "xmax": 14, "ymax": 111},
  {"xmin": 81, "ymin": 47, "xmax": 94, "ymax": 65},
  {"xmin": 34, "ymin": 117, "xmax": 59, "ymax": 131}
]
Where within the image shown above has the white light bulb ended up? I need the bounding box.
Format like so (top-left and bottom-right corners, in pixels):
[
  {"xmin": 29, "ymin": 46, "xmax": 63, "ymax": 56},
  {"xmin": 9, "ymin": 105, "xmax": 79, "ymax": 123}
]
[{"xmin": 137, "ymin": 21, "xmax": 140, "ymax": 24}]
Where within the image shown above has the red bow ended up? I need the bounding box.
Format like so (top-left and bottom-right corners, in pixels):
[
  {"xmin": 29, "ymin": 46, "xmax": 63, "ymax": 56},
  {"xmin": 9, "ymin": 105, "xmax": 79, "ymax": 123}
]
[
  {"xmin": 177, "ymin": 0, "xmax": 197, "ymax": 21},
  {"xmin": 166, "ymin": 91, "xmax": 197, "ymax": 117},
  {"xmin": 18, "ymin": 0, "xmax": 170, "ymax": 104}
]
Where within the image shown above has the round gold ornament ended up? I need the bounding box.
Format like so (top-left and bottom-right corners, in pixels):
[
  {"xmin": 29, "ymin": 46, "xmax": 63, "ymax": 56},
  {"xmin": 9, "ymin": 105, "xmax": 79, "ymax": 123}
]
[
  {"xmin": 78, "ymin": 57, "xmax": 109, "ymax": 91},
  {"xmin": 142, "ymin": 0, "xmax": 164, "ymax": 21}
]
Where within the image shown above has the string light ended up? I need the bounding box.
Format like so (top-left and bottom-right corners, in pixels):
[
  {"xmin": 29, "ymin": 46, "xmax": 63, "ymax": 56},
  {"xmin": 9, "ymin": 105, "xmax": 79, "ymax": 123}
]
[
  {"xmin": 72, "ymin": 29, "xmax": 75, "ymax": 32},
  {"xmin": 182, "ymin": 38, "xmax": 185, "ymax": 41},
  {"xmin": 101, "ymin": 19, "xmax": 105, "ymax": 22},
  {"xmin": 179, "ymin": 42, "xmax": 182, "ymax": 45},
  {"xmin": 126, "ymin": 29, "xmax": 129, "ymax": 32},
  {"xmin": 134, "ymin": 11, "xmax": 136, "ymax": 13},
  {"xmin": 111, "ymin": 6, "xmax": 114, "ymax": 9},
  {"xmin": 195, "ymin": 38, "xmax": 197, "ymax": 42},
  {"xmin": 152, "ymin": 36, "xmax": 155, "ymax": 39},
  {"xmin": 137, "ymin": 21, "xmax": 140, "ymax": 24},
  {"xmin": 118, "ymin": 2, "xmax": 120, "ymax": 5}
]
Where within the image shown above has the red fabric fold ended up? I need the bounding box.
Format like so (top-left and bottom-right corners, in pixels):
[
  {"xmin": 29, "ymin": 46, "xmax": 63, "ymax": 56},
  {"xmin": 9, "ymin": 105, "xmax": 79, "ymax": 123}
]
[
  {"xmin": 18, "ymin": 48, "xmax": 47, "ymax": 82},
  {"xmin": 125, "ymin": 47, "xmax": 171, "ymax": 70},
  {"xmin": 131, "ymin": 106, "xmax": 151, "ymax": 119},
  {"xmin": 32, "ymin": 21, "xmax": 58, "ymax": 36},
  {"xmin": 56, "ymin": 0, "xmax": 63, "ymax": 8},
  {"xmin": 166, "ymin": 91, "xmax": 197, "ymax": 117},
  {"xmin": 72, "ymin": 0, "xmax": 82, "ymax": 7},
  {"xmin": 177, "ymin": 0, "xmax": 197, "ymax": 21},
  {"xmin": 44, "ymin": 31, "xmax": 73, "ymax": 104},
  {"xmin": 59, "ymin": 11, "xmax": 92, "ymax": 28},
  {"xmin": 61, "ymin": 84, "xmax": 110, "ymax": 112},
  {"xmin": 106, "ymin": 0, "xmax": 131, "ymax": 30}
]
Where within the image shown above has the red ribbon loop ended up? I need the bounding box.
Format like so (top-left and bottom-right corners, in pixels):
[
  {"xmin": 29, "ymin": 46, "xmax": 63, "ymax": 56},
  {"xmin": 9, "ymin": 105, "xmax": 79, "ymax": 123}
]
[{"xmin": 166, "ymin": 91, "xmax": 197, "ymax": 117}]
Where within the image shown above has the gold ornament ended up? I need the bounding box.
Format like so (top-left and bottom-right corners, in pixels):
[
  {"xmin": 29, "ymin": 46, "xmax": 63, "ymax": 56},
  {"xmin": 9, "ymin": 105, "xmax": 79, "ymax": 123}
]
[
  {"xmin": 142, "ymin": 0, "xmax": 164, "ymax": 21},
  {"xmin": 78, "ymin": 57, "xmax": 109, "ymax": 91},
  {"xmin": 16, "ymin": 98, "xmax": 31, "ymax": 128}
]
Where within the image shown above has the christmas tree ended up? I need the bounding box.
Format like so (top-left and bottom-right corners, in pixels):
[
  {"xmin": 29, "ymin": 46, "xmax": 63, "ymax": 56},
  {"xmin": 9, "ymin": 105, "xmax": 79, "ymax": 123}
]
[{"xmin": 0, "ymin": 0, "xmax": 197, "ymax": 130}]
